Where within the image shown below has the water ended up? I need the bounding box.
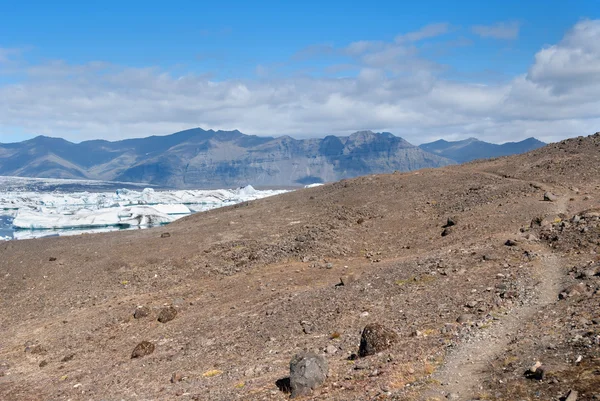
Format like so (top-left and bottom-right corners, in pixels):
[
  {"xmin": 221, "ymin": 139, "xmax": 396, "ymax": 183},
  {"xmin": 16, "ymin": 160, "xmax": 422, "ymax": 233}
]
[{"xmin": 0, "ymin": 215, "xmax": 14, "ymax": 240}]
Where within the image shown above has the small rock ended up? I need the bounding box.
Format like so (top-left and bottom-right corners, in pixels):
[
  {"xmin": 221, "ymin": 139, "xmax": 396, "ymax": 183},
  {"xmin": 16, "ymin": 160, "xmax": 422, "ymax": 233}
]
[
  {"xmin": 161, "ymin": 232, "xmax": 171, "ymax": 238},
  {"xmin": 456, "ymin": 314, "xmax": 476, "ymax": 324},
  {"xmin": 524, "ymin": 361, "xmax": 544, "ymax": 381},
  {"xmin": 326, "ymin": 345, "xmax": 338, "ymax": 354},
  {"xmin": 131, "ymin": 341, "xmax": 155, "ymax": 358},
  {"xmin": 447, "ymin": 393, "xmax": 460, "ymax": 400},
  {"xmin": 300, "ymin": 321, "xmax": 314, "ymax": 334},
  {"xmin": 443, "ymin": 217, "xmax": 456, "ymax": 228},
  {"xmin": 441, "ymin": 227, "xmax": 453, "ymax": 237},
  {"xmin": 133, "ymin": 306, "xmax": 150, "ymax": 319},
  {"xmin": 465, "ymin": 300, "xmax": 478, "ymax": 308},
  {"xmin": 544, "ymin": 192, "xmax": 558, "ymax": 202},
  {"xmin": 157, "ymin": 306, "xmax": 177, "ymax": 323},
  {"xmin": 505, "ymin": 239, "xmax": 518, "ymax": 247},
  {"xmin": 171, "ymin": 372, "xmax": 184, "ymax": 383},
  {"xmin": 39, "ymin": 360, "xmax": 48, "ymax": 368},
  {"xmin": 358, "ymin": 323, "xmax": 399, "ymax": 357},
  {"xmin": 61, "ymin": 354, "xmax": 75, "ymax": 362},
  {"xmin": 49, "ymin": 257, "xmax": 57, "ymax": 262},
  {"xmin": 289, "ymin": 351, "xmax": 328, "ymax": 398},
  {"xmin": 564, "ymin": 389, "xmax": 578, "ymax": 401},
  {"xmin": 325, "ymin": 263, "xmax": 333, "ymax": 269}
]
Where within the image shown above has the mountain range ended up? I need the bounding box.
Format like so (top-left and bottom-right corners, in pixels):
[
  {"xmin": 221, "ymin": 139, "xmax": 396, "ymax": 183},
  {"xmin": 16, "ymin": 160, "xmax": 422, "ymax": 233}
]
[
  {"xmin": 418, "ymin": 137, "xmax": 546, "ymax": 163},
  {"xmin": 0, "ymin": 128, "xmax": 545, "ymax": 188}
]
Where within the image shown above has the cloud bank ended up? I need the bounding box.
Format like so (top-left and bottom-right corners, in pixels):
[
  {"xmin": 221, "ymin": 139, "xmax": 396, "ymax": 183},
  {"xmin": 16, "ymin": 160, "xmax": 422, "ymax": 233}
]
[{"xmin": 1, "ymin": 20, "xmax": 599, "ymax": 144}]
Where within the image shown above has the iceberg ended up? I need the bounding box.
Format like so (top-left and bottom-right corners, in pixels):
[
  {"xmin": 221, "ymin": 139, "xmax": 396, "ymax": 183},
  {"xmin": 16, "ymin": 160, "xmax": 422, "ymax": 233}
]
[{"xmin": 1, "ymin": 177, "xmax": 290, "ymax": 239}]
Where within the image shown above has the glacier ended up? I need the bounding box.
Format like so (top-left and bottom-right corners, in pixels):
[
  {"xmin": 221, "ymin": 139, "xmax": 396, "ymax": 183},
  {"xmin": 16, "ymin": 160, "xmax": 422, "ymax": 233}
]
[{"xmin": 0, "ymin": 176, "xmax": 289, "ymax": 240}]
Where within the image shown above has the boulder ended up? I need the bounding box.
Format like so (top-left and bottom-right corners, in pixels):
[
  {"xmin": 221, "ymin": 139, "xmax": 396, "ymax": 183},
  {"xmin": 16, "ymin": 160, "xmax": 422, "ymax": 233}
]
[
  {"xmin": 358, "ymin": 323, "xmax": 399, "ymax": 357},
  {"xmin": 289, "ymin": 351, "xmax": 328, "ymax": 398}
]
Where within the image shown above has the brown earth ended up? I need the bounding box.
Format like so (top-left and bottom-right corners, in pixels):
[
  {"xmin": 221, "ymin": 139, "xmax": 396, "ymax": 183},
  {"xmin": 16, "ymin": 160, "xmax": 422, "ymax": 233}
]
[{"xmin": 1, "ymin": 133, "xmax": 599, "ymax": 401}]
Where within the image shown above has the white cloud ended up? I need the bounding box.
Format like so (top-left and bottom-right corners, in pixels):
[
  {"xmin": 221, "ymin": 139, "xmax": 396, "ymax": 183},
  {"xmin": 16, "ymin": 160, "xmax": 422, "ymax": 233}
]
[
  {"xmin": 472, "ymin": 21, "xmax": 520, "ymax": 40},
  {"xmin": 1, "ymin": 20, "xmax": 600, "ymax": 145},
  {"xmin": 527, "ymin": 19, "xmax": 600, "ymax": 94},
  {"xmin": 395, "ymin": 23, "xmax": 450, "ymax": 43}
]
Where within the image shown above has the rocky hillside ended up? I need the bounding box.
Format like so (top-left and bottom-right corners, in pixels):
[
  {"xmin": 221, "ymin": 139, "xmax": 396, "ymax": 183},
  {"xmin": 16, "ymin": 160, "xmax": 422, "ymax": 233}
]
[
  {"xmin": 419, "ymin": 137, "xmax": 545, "ymax": 163},
  {"xmin": 0, "ymin": 129, "xmax": 453, "ymax": 188},
  {"xmin": 1, "ymin": 133, "xmax": 599, "ymax": 400}
]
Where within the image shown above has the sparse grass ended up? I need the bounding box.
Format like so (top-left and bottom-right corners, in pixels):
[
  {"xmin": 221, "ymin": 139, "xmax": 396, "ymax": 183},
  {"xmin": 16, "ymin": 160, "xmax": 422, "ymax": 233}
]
[{"xmin": 202, "ymin": 369, "xmax": 223, "ymax": 378}]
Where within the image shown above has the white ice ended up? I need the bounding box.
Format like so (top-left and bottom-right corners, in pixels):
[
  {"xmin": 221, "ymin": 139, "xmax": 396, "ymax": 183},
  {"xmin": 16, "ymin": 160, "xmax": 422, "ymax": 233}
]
[{"xmin": 0, "ymin": 177, "xmax": 289, "ymax": 237}]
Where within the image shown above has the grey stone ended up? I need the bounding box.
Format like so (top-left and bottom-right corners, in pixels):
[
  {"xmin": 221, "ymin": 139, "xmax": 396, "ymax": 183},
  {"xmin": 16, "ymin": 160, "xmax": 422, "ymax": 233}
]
[
  {"xmin": 289, "ymin": 351, "xmax": 328, "ymax": 398},
  {"xmin": 544, "ymin": 191, "xmax": 558, "ymax": 202}
]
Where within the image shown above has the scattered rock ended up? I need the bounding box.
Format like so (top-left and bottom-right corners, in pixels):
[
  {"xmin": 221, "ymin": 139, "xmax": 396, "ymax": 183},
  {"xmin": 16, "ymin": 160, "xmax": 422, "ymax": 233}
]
[
  {"xmin": 564, "ymin": 390, "xmax": 578, "ymax": 401},
  {"xmin": 171, "ymin": 372, "xmax": 184, "ymax": 383},
  {"xmin": 161, "ymin": 232, "xmax": 171, "ymax": 238},
  {"xmin": 325, "ymin": 345, "xmax": 338, "ymax": 354},
  {"xmin": 524, "ymin": 361, "xmax": 544, "ymax": 381},
  {"xmin": 157, "ymin": 306, "xmax": 177, "ymax": 323},
  {"xmin": 544, "ymin": 192, "xmax": 558, "ymax": 202},
  {"xmin": 289, "ymin": 351, "xmax": 328, "ymax": 398},
  {"xmin": 443, "ymin": 217, "xmax": 456, "ymax": 228},
  {"xmin": 358, "ymin": 323, "xmax": 399, "ymax": 357},
  {"xmin": 131, "ymin": 341, "xmax": 155, "ymax": 358},
  {"xmin": 300, "ymin": 321, "xmax": 314, "ymax": 334},
  {"xmin": 456, "ymin": 314, "xmax": 476, "ymax": 324},
  {"xmin": 133, "ymin": 306, "xmax": 150, "ymax": 319}
]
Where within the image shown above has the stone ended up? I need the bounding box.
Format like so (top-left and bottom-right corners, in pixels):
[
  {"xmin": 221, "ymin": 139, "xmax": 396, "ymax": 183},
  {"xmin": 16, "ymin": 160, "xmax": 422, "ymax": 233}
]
[
  {"xmin": 300, "ymin": 321, "xmax": 314, "ymax": 334},
  {"xmin": 443, "ymin": 217, "xmax": 456, "ymax": 228},
  {"xmin": 358, "ymin": 323, "xmax": 399, "ymax": 357},
  {"xmin": 456, "ymin": 313, "xmax": 476, "ymax": 324},
  {"xmin": 171, "ymin": 372, "xmax": 184, "ymax": 383},
  {"xmin": 447, "ymin": 393, "xmax": 460, "ymax": 400},
  {"xmin": 524, "ymin": 361, "xmax": 544, "ymax": 381},
  {"xmin": 505, "ymin": 239, "xmax": 518, "ymax": 247},
  {"xmin": 544, "ymin": 192, "xmax": 558, "ymax": 202},
  {"xmin": 441, "ymin": 227, "xmax": 453, "ymax": 237},
  {"xmin": 326, "ymin": 345, "xmax": 338, "ymax": 354},
  {"xmin": 49, "ymin": 257, "xmax": 57, "ymax": 262},
  {"xmin": 157, "ymin": 306, "xmax": 177, "ymax": 323},
  {"xmin": 564, "ymin": 390, "xmax": 578, "ymax": 401},
  {"xmin": 161, "ymin": 232, "xmax": 171, "ymax": 238},
  {"xmin": 289, "ymin": 351, "xmax": 328, "ymax": 398},
  {"xmin": 133, "ymin": 306, "xmax": 150, "ymax": 319},
  {"xmin": 131, "ymin": 341, "xmax": 155, "ymax": 358}
]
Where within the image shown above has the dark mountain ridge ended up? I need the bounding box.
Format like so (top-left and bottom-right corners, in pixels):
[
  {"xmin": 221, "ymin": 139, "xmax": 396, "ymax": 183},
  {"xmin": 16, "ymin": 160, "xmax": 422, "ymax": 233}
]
[{"xmin": 0, "ymin": 128, "xmax": 544, "ymax": 188}]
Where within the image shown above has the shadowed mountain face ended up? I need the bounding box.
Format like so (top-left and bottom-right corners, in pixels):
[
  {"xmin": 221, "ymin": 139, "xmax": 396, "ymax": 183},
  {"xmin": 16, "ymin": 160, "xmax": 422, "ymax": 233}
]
[
  {"xmin": 0, "ymin": 129, "xmax": 454, "ymax": 188},
  {"xmin": 419, "ymin": 137, "xmax": 546, "ymax": 163},
  {"xmin": 0, "ymin": 128, "xmax": 545, "ymax": 188}
]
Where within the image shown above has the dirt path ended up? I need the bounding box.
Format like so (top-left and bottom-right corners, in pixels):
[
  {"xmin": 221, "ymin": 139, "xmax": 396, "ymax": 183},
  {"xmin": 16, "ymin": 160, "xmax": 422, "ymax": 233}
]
[{"xmin": 422, "ymin": 178, "xmax": 569, "ymax": 400}]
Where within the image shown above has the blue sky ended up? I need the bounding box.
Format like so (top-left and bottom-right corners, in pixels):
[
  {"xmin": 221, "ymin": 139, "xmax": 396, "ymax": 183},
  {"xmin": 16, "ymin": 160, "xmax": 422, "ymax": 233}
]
[{"xmin": 1, "ymin": 0, "xmax": 600, "ymax": 144}]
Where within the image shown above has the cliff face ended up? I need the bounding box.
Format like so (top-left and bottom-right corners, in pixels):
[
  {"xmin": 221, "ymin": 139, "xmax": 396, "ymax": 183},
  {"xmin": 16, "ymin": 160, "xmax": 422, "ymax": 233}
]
[{"xmin": 0, "ymin": 129, "xmax": 454, "ymax": 188}]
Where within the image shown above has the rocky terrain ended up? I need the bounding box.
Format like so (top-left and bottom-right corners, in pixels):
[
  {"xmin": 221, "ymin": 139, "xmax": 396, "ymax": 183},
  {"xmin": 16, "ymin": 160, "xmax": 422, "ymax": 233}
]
[{"xmin": 0, "ymin": 133, "xmax": 599, "ymax": 400}]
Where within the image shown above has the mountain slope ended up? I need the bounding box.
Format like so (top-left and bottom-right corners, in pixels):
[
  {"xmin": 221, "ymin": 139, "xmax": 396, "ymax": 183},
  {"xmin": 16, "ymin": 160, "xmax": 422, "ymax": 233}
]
[
  {"xmin": 419, "ymin": 137, "xmax": 545, "ymax": 163},
  {"xmin": 0, "ymin": 129, "xmax": 454, "ymax": 188}
]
